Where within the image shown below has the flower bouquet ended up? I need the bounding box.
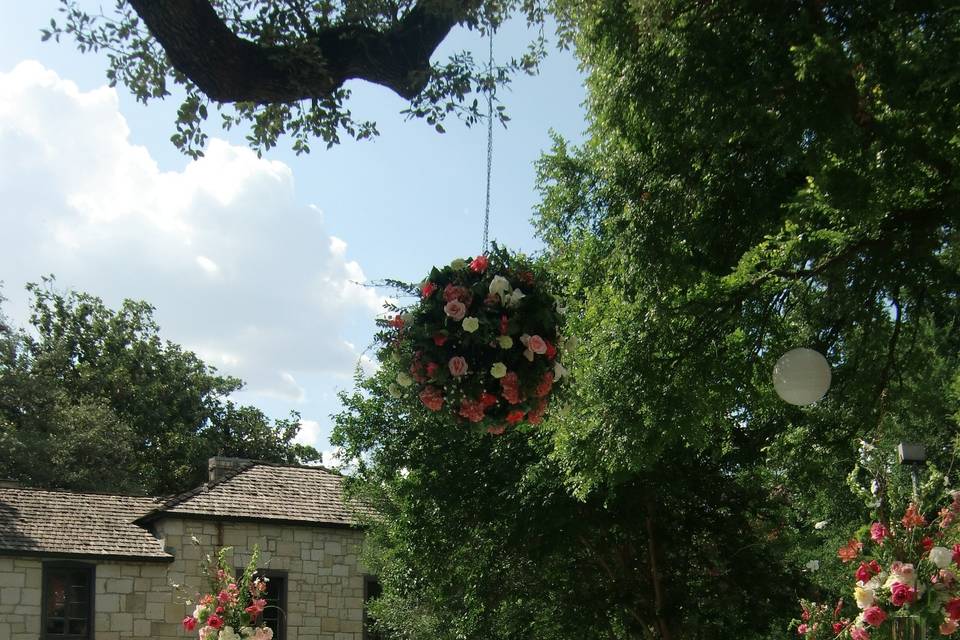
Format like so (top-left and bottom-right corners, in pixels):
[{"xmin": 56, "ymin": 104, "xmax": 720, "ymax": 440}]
[
  {"xmin": 180, "ymin": 546, "xmax": 274, "ymax": 640},
  {"xmin": 376, "ymin": 246, "xmax": 570, "ymax": 434},
  {"xmin": 797, "ymin": 493, "xmax": 960, "ymax": 639}
]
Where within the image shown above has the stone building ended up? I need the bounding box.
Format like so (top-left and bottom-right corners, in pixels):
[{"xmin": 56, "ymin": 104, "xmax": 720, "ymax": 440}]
[{"xmin": 0, "ymin": 458, "xmax": 376, "ymax": 640}]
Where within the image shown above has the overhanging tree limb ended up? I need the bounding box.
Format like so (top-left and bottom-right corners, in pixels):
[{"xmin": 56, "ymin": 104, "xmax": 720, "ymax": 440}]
[{"xmin": 127, "ymin": 0, "xmax": 480, "ymax": 103}]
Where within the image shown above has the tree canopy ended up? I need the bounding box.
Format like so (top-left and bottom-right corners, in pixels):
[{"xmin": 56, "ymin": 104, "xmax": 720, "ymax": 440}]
[
  {"xmin": 332, "ymin": 1, "xmax": 960, "ymax": 638},
  {"xmin": 0, "ymin": 279, "xmax": 319, "ymax": 495},
  {"xmin": 44, "ymin": 0, "xmax": 548, "ymax": 155}
]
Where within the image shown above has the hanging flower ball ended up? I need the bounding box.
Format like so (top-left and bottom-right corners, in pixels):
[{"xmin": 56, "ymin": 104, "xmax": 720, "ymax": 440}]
[
  {"xmin": 773, "ymin": 347, "xmax": 831, "ymax": 406},
  {"xmin": 376, "ymin": 246, "xmax": 569, "ymax": 434}
]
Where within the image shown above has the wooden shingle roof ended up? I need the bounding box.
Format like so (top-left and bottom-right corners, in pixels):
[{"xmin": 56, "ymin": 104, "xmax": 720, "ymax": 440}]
[
  {"xmin": 138, "ymin": 463, "xmax": 372, "ymax": 528},
  {"xmin": 0, "ymin": 487, "xmax": 171, "ymax": 561}
]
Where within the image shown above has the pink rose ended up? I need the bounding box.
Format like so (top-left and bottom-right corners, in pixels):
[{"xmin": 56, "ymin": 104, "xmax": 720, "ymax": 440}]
[
  {"xmin": 870, "ymin": 522, "xmax": 888, "ymax": 544},
  {"xmin": 443, "ymin": 284, "xmax": 473, "ymax": 304},
  {"xmin": 444, "ymin": 300, "xmax": 466, "ymax": 321},
  {"xmin": 448, "ymin": 356, "xmax": 468, "ymax": 377},
  {"xmin": 862, "ymin": 606, "xmax": 886, "ymax": 627},
  {"xmin": 797, "ymin": 623, "xmax": 808, "ymax": 635},
  {"xmin": 850, "ymin": 627, "xmax": 869, "ymax": 640},
  {"xmin": 527, "ymin": 335, "xmax": 547, "ymax": 354},
  {"xmin": 889, "ymin": 582, "xmax": 917, "ymax": 607}
]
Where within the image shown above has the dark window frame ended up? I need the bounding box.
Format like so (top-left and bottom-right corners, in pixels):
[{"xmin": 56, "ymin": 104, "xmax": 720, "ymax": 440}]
[
  {"xmin": 41, "ymin": 561, "xmax": 95, "ymax": 640},
  {"xmin": 237, "ymin": 567, "xmax": 288, "ymax": 640},
  {"xmin": 363, "ymin": 575, "xmax": 385, "ymax": 640}
]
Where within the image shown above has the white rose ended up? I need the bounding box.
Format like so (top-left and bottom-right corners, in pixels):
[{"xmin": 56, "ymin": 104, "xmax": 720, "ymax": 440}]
[
  {"xmin": 490, "ymin": 362, "xmax": 507, "ymax": 379},
  {"xmin": 450, "ymin": 258, "xmax": 467, "ymax": 270},
  {"xmin": 219, "ymin": 627, "xmax": 241, "ymax": 640},
  {"xmin": 489, "ymin": 275, "xmax": 511, "ymax": 298},
  {"xmin": 396, "ymin": 372, "xmax": 414, "ymax": 387},
  {"xmin": 804, "ymin": 559, "xmax": 820, "ymax": 572},
  {"xmin": 553, "ymin": 361, "xmax": 568, "ymax": 380},
  {"xmin": 930, "ymin": 546, "xmax": 953, "ymax": 569},
  {"xmin": 462, "ymin": 317, "xmax": 480, "ymax": 333},
  {"xmin": 388, "ymin": 384, "xmax": 403, "ymax": 399},
  {"xmin": 497, "ymin": 335, "xmax": 513, "ymax": 349},
  {"xmin": 854, "ymin": 586, "xmax": 875, "ymax": 609},
  {"xmin": 505, "ymin": 288, "xmax": 526, "ymax": 308},
  {"xmin": 813, "ymin": 520, "xmax": 829, "ymax": 530}
]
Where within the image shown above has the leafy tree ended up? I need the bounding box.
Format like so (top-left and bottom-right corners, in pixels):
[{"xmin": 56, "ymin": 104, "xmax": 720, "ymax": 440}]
[
  {"xmin": 0, "ymin": 279, "xmax": 318, "ymax": 494},
  {"xmin": 44, "ymin": 0, "xmax": 548, "ymax": 156},
  {"xmin": 334, "ymin": 1, "xmax": 960, "ymax": 638}
]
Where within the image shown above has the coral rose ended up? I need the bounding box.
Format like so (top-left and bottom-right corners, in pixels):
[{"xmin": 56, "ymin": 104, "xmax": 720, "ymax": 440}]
[
  {"xmin": 469, "ymin": 255, "xmax": 489, "ymax": 272},
  {"xmin": 459, "ymin": 398, "xmax": 485, "ymax": 423},
  {"xmin": 419, "ymin": 386, "xmax": 444, "ymax": 411}
]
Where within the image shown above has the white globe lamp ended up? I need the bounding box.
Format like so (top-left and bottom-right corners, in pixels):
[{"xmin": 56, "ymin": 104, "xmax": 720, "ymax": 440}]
[{"xmin": 773, "ymin": 348, "xmax": 831, "ymax": 406}]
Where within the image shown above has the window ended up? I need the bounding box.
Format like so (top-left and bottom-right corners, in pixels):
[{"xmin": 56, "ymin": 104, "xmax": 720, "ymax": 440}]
[
  {"xmin": 364, "ymin": 576, "xmax": 386, "ymax": 640},
  {"xmin": 42, "ymin": 563, "xmax": 94, "ymax": 640},
  {"xmin": 239, "ymin": 568, "xmax": 288, "ymax": 640}
]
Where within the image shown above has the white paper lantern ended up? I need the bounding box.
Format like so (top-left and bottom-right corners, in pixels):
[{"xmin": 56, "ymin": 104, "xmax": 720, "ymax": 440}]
[{"xmin": 773, "ymin": 348, "xmax": 831, "ymax": 406}]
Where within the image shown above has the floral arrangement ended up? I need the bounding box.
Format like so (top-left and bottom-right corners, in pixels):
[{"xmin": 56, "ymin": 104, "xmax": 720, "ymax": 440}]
[
  {"xmin": 796, "ymin": 493, "xmax": 960, "ymax": 638},
  {"xmin": 376, "ymin": 247, "xmax": 570, "ymax": 434},
  {"xmin": 180, "ymin": 546, "xmax": 274, "ymax": 640}
]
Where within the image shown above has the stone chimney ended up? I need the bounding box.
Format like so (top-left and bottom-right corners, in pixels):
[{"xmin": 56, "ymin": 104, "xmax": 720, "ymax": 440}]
[{"xmin": 208, "ymin": 456, "xmax": 251, "ymax": 484}]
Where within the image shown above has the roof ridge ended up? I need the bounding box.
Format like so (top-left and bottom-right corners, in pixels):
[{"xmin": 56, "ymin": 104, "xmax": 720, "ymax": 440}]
[{"xmin": 0, "ymin": 485, "xmax": 160, "ymax": 500}]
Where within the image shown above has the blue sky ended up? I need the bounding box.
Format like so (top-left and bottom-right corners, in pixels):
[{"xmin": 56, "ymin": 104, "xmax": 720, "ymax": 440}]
[{"xmin": 0, "ymin": 3, "xmax": 586, "ymax": 461}]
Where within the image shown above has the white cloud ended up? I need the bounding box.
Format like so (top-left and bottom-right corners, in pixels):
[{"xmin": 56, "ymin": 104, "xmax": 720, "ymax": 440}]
[
  {"xmin": 0, "ymin": 61, "xmax": 386, "ymax": 401},
  {"xmin": 295, "ymin": 419, "xmax": 325, "ymax": 449}
]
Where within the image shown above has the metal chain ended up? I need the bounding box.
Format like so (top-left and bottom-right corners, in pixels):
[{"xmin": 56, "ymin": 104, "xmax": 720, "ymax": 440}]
[{"xmin": 483, "ymin": 26, "xmax": 494, "ymax": 254}]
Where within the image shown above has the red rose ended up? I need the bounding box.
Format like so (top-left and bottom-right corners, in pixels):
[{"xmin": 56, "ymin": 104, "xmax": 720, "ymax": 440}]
[
  {"xmin": 832, "ymin": 623, "xmax": 844, "ymax": 634},
  {"xmin": 480, "ymin": 392, "xmax": 498, "ymax": 408},
  {"xmin": 855, "ymin": 562, "xmax": 874, "ymax": 583},
  {"xmin": 527, "ymin": 399, "xmax": 548, "ymax": 425},
  {"xmin": 433, "ymin": 332, "xmax": 448, "ymax": 346},
  {"xmin": 182, "ymin": 617, "xmax": 197, "ymax": 631},
  {"xmin": 499, "ymin": 314, "xmax": 509, "ymax": 335},
  {"xmin": 421, "ymin": 281, "xmax": 437, "ymax": 298},
  {"xmin": 206, "ymin": 614, "xmax": 224, "ymax": 629},
  {"xmin": 487, "ymin": 425, "xmax": 506, "ymax": 435},
  {"xmin": 922, "ymin": 536, "xmax": 934, "ymax": 552},
  {"xmin": 506, "ymin": 410, "xmax": 525, "ymax": 424},
  {"xmin": 863, "ymin": 606, "xmax": 886, "ymax": 627},
  {"xmin": 946, "ymin": 598, "xmax": 960, "ymax": 620},
  {"xmin": 426, "ymin": 362, "xmax": 439, "ymax": 378},
  {"xmin": 535, "ymin": 371, "xmax": 554, "ymax": 398},
  {"xmin": 500, "ymin": 372, "xmax": 522, "ymax": 405},
  {"xmin": 215, "ymin": 606, "xmax": 225, "ymax": 615},
  {"xmin": 419, "ymin": 386, "xmax": 444, "ymax": 411},
  {"xmin": 458, "ymin": 398, "xmax": 485, "ymax": 423},
  {"xmin": 469, "ymin": 255, "xmax": 489, "ymax": 273},
  {"xmin": 953, "ymin": 543, "xmax": 960, "ymax": 566},
  {"xmin": 389, "ymin": 315, "xmax": 404, "ymax": 329},
  {"xmin": 545, "ymin": 340, "xmax": 557, "ymax": 360},
  {"xmin": 889, "ymin": 582, "xmax": 917, "ymax": 607}
]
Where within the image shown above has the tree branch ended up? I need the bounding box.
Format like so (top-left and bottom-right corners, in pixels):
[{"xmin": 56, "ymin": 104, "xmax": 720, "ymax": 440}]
[{"xmin": 126, "ymin": 0, "xmax": 479, "ymax": 103}]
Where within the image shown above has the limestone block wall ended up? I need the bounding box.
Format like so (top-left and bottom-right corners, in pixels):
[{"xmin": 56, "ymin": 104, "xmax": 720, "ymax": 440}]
[
  {"xmin": 152, "ymin": 517, "xmax": 369, "ymax": 640},
  {"xmin": 0, "ymin": 556, "xmax": 42, "ymax": 640},
  {"xmin": 0, "ymin": 518, "xmax": 369, "ymax": 640}
]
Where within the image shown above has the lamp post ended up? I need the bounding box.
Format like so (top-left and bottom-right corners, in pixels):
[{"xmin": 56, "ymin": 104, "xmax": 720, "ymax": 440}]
[{"xmin": 897, "ymin": 442, "xmax": 927, "ymax": 500}]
